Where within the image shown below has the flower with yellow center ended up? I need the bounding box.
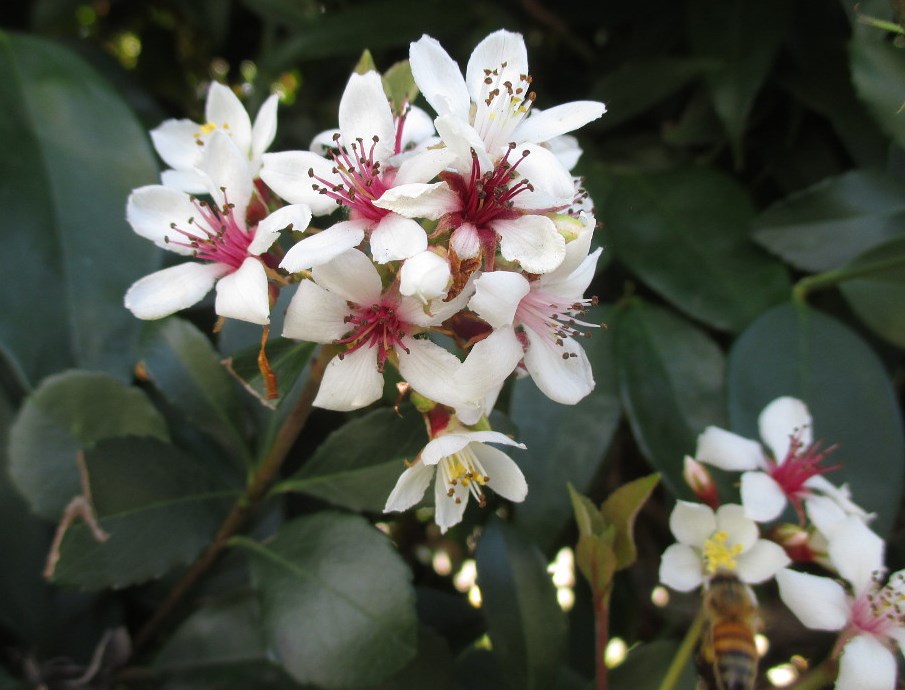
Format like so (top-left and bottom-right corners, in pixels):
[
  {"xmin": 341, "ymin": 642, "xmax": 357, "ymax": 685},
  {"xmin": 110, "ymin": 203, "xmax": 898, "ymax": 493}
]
[{"xmin": 658, "ymin": 502, "xmax": 790, "ymax": 592}]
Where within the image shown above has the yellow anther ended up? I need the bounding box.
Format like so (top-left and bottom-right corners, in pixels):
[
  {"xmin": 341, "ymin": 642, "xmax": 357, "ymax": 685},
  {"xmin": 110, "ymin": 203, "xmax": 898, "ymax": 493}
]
[
  {"xmin": 702, "ymin": 531, "xmax": 744, "ymax": 574},
  {"xmin": 199, "ymin": 122, "xmax": 218, "ymax": 135}
]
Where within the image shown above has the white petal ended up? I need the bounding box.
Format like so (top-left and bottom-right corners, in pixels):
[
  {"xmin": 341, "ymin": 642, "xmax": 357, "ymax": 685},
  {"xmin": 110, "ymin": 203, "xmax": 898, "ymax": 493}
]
[
  {"xmin": 511, "ymin": 101, "xmax": 606, "ymax": 145},
  {"xmin": 370, "ymin": 213, "xmax": 428, "ymax": 263},
  {"xmin": 805, "ymin": 494, "xmax": 849, "ymax": 539},
  {"xmin": 393, "ymin": 147, "xmax": 458, "ymax": 186},
  {"xmin": 338, "ymin": 71, "xmax": 395, "ymax": 161},
  {"xmin": 259, "ymin": 151, "xmax": 339, "ymax": 214},
  {"xmin": 399, "ymin": 251, "xmax": 450, "ymax": 304},
  {"xmin": 399, "ymin": 105, "xmax": 436, "ymax": 149},
  {"xmin": 310, "ymin": 128, "xmax": 341, "ymax": 155},
  {"xmin": 543, "ymin": 131, "xmax": 582, "ymax": 170},
  {"xmin": 433, "ymin": 467, "xmax": 467, "ymax": 533},
  {"xmin": 695, "ymin": 426, "xmax": 764, "ymax": 471},
  {"xmin": 836, "ymin": 635, "xmax": 897, "ymax": 690},
  {"xmin": 384, "ymin": 461, "xmax": 434, "ymax": 513},
  {"xmin": 280, "ymin": 220, "xmax": 366, "ymax": 273},
  {"xmin": 455, "ymin": 327, "xmax": 523, "ymax": 401},
  {"xmin": 313, "ymin": 347, "xmax": 383, "ymax": 411},
  {"xmin": 282, "ymin": 280, "xmax": 350, "ymax": 342},
  {"xmin": 513, "ymin": 144, "xmax": 575, "ymax": 204},
  {"xmin": 310, "ymin": 247, "xmax": 382, "ymax": 305},
  {"xmin": 450, "ymin": 222, "xmax": 481, "ymax": 259},
  {"xmin": 124, "ymin": 262, "xmax": 226, "ymax": 320},
  {"xmin": 421, "ymin": 431, "xmax": 524, "ymax": 465},
  {"xmin": 397, "ymin": 338, "xmax": 461, "ymax": 407},
  {"xmin": 373, "ymin": 182, "xmax": 460, "ymax": 220},
  {"xmin": 715, "ymin": 504, "xmax": 758, "ymax": 552},
  {"xmin": 409, "ymin": 35, "xmax": 470, "ymax": 121},
  {"xmin": 205, "ymin": 82, "xmax": 252, "ymax": 155},
  {"xmin": 473, "ymin": 444, "xmax": 528, "ymax": 502},
  {"xmin": 214, "ymin": 257, "xmax": 270, "ymax": 325},
  {"xmin": 542, "ymin": 231, "xmax": 598, "ymax": 289},
  {"xmin": 150, "ymin": 118, "xmax": 202, "ymax": 171},
  {"xmin": 160, "ymin": 168, "xmax": 207, "ymax": 195},
  {"xmin": 739, "ymin": 472, "xmax": 787, "ymax": 522},
  {"xmin": 523, "ymin": 329, "xmax": 594, "ymax": 405},
  {"xmin": 469, "ymin": 271, "xmax": 529, "ymax": 329},
  {"xmin": 775, "ymin": 568, "xmax": 849, "ymax": 631},
  {"xmin": 758, "ymin": 396, "xmax": 812, "ymax": 460},
  {"xmin": 659, "ymin": 544, "xmax": 704, "ymax": 592},
  {"xmin": 465, "ymin": 30, "xmax": 528, "ymax": 102},
  {"xmin": 199, "ymin": 131, "xmax": 253, "ymax": 222},
  {"xmin": 434, "ymin": 115, "xmax": 492, "ymax": 174},
  {"xmin": 250, "ymin": 203, "xmax": 311, "ymax": 256},
  {"xmin": 734, "ymin": 539, "xmax": 790, "ymax": 584},
  {"xmin": 669, "ymin": 501, "xmax": 715, "ymax": 547},
  {"xmin": 829, "ymin": 517, "xmax": 885, "ymax": 594},
  {"xmin": 126, "ymin": 186, "xmax": 198, "ymax": 255},
  {"xmin": 494, "ymin": 215, "xmax": 566, "ymax": 274},
  {"xmin": 251, "ymin": 94, "xmax": 280, "ymax": 161}
]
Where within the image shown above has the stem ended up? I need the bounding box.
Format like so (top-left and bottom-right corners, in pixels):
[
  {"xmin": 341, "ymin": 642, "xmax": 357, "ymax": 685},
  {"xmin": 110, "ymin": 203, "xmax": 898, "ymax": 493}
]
[
  {"xmin": 856, "ymin": 13, "xmax": 905, "ymax": 34},
  {"xmin": 792, "ymin": 254, "xmax": 905, "ymax": 304},
  {"xmin": 657, "ymin": 610, "xmax": 704, "ymax": 690},
  {"xmin": 594, "ymin": 588, "xmax": 610, "ymax": 690},
  {"xmin": 132, "ymin": 345, "xmax": 333, "ymax": 654}
]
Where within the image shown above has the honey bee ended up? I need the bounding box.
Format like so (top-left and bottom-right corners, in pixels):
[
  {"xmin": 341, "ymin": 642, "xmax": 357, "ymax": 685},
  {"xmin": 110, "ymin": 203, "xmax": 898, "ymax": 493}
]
[{"xmin": 697, "ymin": 571, "xmax": 760, "ymax": 690}]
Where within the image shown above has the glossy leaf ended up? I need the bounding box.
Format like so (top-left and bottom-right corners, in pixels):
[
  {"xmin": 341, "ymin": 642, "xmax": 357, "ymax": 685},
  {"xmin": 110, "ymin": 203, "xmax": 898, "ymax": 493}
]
[
  {"xmin": 140, "ymin": 317, "xmax": 249, "ymax": 461},
  {"xmin": 752, "ymin": 170, "xmax": 905, "ymax": 272},
  {"xmin": 51, "ymin": 437, "xmax": 238, "ymax": 589},
  {"xmin": 686, "ymin": 0, "xmax": 793, "ymax": 163},
  {"xmin": 475, "ymin": 518, "xmax": 566, "ymax": 690},
  {"xmin": 838, "ymin": 237, "xmax": 905, "ymax": 348},
  {"xmin": 728, "ymin": 303, "xmax": 905, "ymax": 534},
  {"xmin": 511, "ymin": 306, "xmax": 621, "ymax": 551},
  {"xmin": 600, "ymin": 473, "xmax": 660, "ymax": 570},
  {"xmin": 276, "ymin": 406, "xmax": 426, "ymax": 513},
  {"xmin": 615, "ymin": 300, "xmax": 727, "ymax": 496},
  {"xmin": 602, "ymin": 168, "xmax": 789, "ymax": 332},
  {"xmin": 236, "ymin": 513, "xmax": 417, "ymax": 688},
  {"xmin": 849, "ymin": 31, "xmax": 905, "ymax": 148},
  {"xmin": 0, "ymin": 31, "xmax": 158, "ymax": 385},
  {"xmin": 8, "ymin": 370, "xmax": 169, "ymax": 520}
]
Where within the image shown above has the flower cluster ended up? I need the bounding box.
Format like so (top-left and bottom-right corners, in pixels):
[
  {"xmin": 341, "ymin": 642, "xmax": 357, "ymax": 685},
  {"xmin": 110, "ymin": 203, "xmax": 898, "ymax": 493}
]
[
  {"xmin": 123, "ymin": 30, "xmax": 606, "ymax": 533},
  {"xmin": 659, "ymin": 396, "xmax": 893, "ymax": 690}
]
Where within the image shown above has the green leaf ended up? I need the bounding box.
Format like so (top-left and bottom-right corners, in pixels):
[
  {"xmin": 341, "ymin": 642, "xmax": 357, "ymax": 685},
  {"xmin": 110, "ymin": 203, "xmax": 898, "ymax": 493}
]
[
  {"xmin": 849, "ymin": 31, "xmax": 905, "ymax": 148},
  {"xmin": 567, "ymin": 483, "xmax": 606, "ymax": 537},
  {"xmin": 277, "ymin": 406, "xmax": 426, "ymax": 513},
  {"xmin": 610, "ymin": 639, "xmax": 696, "ymax": 690},
  {"xmin": 354, "ymin": 49, "xmax": 378, "ymax": 74},
  {"xmin": 728, "ymin": 303, "xmax": 905, "ymax": 534},
  {"xmin": 51, "ymin": 437, "xmax": 238, "ymax": 589},
  {"xmin": 686, "ymin": 0, "xmax": 793, "ymax": 164},
  {"xmin": 600, "ymin": 473, "xmax": 660, "ymax": 570},
  {"xmin": 362, "ymin": 627, "xmax": 455, "ymax": 690},
  {"xmin": 838, "ymin": 237, "xmax": 905, "ymax": 347},
  {"xmin": 752, "ymin": 170, "xmax": 905, "ymax": 272},
  {"xmin": 511, "ymin": 306, "xmax": 621, "ymax": 551},
  {"xmin": 140, "ymin": 317, "xmax": 249, "ymax": 462},
  {"xmin": 8, "ymin": 370, "xmax": 169, "ymax": 520},
  {"xmin": 475, "ymin": 518, "xmax": 566, "ymax": 690},
  {"xmin": 382, "ymin": 60, "xmax": 419, "ymax": 116},
  {"xmin": 574, "ymin": 525, "xmax": 617, "ymax": 598},
  {"xmin": 0, "ymin": 32, "xmax": 158, "ymax": 384},
  {"xmin": 222, "ymin": 338, "xmax": 316, "ymax": 410},
  {"xmin": 615, "ymin": 300, "xmax": 727, "ymax": 496},
  {"xmin": 236, "ymin": 512, "xmax": 417, "ymax": 689},
  {"xmin": 602, "ymin": 168, "xmax": 790, "ymax": 332}
]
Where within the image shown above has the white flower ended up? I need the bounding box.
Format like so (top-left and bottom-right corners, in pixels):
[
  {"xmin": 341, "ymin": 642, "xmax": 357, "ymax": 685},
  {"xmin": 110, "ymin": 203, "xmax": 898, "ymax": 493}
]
[
  {"xmin": 384, "ymin": 421, "xmax": 527, "ymax": 533},
  {"xmin": 695, "ymin": 396, "xmax": 872, "ymax": 524},
  {"xmin": 151, "ymin": 82, "xmax": 279, "ymax": 193},
  {"xmin": 261, "ymin": 71, "xmax": 448, "ymax": 268},
  {"xmin": 124, "ymin": 132, "xmax": 310, "ymax": 325},
  {"xmin": 468, "ymin": 218, "xmax": 601, "ymax": 404},
  {"xmin": 776, "ymin": 518, "xmax": 902, "ymax": 690},
  {"xmin": 658, "ymin": 502, "xmax": 790, "ymax": 592},
  {"xmin": 409, "ymin": 30, "xmax": 605, "ymax": 163}
]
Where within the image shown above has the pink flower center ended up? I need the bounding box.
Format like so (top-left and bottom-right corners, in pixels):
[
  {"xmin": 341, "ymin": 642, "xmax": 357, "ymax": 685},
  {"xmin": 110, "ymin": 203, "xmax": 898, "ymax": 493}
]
[
  {"xmin": 165, "ymin": 191, "xmax": 253, "ymax": 270},
  {"xmin": 336, "ymin": 299, "xmax": 411, "ymax": 371},
  {"xmin": 848, "ymin": 571, "xmax": 905, "ymax": 639},
  {"xmin": 766, "ymin": 430, "xmax": 839, "ymax": 513},
  {"xmin": 309, "ymin": 134, "xmax": 392, "ymax": 223},
  {"xmin": 514, "ymin": 285, "xmax": 598, "ymax": 359}
]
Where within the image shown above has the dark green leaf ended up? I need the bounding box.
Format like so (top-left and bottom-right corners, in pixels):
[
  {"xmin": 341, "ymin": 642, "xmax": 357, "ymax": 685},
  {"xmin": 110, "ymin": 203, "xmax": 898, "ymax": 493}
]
[
  {"xmin": 236, "ymin": 512, "xmax": 417, "ymax": 689},
  {"xmin": 51, "ymin": 437, "xmax": 238, "ymax": 589},
  {"xmin": 475, "ymin": 518, "xmax": 566, "ymax": 690},
  {"xmin": 752, "ymin": 170, "xmax": 905, "ymax": 272},
  {"xmin": 362, "ymin": 627, "xmax": 455, "ymax": 690},
  {"xmin": 686, "ymin": 0, "xmax": 793, "ymax": 164},
  {"xmin": 849, "ymin": 31, "xmax": 905, "ymax": 148},
  {"xmin": 511, "ymin": 306, "xmax": 621, "ymax": 551},
  {"xmin": 140, "ymin": 317, "xmax": 249, "ymax": 462},
  {"xmin": 603, "ymin": 168, "xmax": 790, "ymax": 332},
  {"xmin": 600, "ymin": 473, "xmax": 660, "ymax": 570},
  {"xmin": 0, "ymin": 32, "xmax": 158, "ymax": 384},
  {"xmin": 222, "ymin": 338, "xmax": 316, "ymax": 410},
  {"xmin": 8, "ymin": 371, "xmax": 168, "ymax": 520},
  {"xmin": 277, "ymin": 406, "xmax": 426, "ymax": 512},
  {"xmin": 728, "ymin": 303, "xmax": 905, "ymax": 534},
  {"xmin": 615, "ymin": 300, "xmax": 727, "ymax": 496},
  {"xmin": 838, "ymin": 237, "xmax": 905, "ymax": 347},
  {"xmin": 610, "ymin": 640, "xmax": 696, "ymax": 690}
]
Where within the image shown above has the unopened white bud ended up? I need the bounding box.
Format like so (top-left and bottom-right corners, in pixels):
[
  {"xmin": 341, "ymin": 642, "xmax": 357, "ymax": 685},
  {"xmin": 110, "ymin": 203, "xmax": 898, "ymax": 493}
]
[{"xmin": 400, "ymin": 250, "xmax": 450, "ymax": 304}]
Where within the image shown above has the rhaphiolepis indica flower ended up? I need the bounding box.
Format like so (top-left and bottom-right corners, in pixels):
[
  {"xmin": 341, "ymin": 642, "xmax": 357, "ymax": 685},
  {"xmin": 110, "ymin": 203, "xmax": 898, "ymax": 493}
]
[
  {"xmin": 125, "ymin": 132, "xmax": 310, "ymax": 324},
  {"xmin": 658, "ymin": 501, "xmax": 790, "ymax": 592}
]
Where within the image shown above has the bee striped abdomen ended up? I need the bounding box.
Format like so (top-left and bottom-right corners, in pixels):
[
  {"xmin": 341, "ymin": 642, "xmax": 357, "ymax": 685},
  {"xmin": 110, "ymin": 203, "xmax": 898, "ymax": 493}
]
[{"xmin": 710, "ymin": 619, "xmax": 757, "ymax": 690}]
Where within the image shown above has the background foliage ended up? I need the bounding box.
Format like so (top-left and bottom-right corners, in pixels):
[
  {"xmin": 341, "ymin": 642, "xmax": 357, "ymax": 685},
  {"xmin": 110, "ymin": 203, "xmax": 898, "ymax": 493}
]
[{"xmin": 0, "ymin": 0, "xmax": 903, "ymax": 688}]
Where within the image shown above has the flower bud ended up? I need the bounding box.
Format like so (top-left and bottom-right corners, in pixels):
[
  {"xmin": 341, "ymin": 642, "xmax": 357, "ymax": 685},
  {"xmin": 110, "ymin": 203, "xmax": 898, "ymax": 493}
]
[
  {"xmin": 770, "ymin": 523, "xmax": 821, "ymax": 565},
  {"xmin": 400, "ymin": 250, "xmax": 450, "ymax": 304},
  {"xmin": 683, "ymin": 456, "xmax": 719, "ymax": 509}
]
